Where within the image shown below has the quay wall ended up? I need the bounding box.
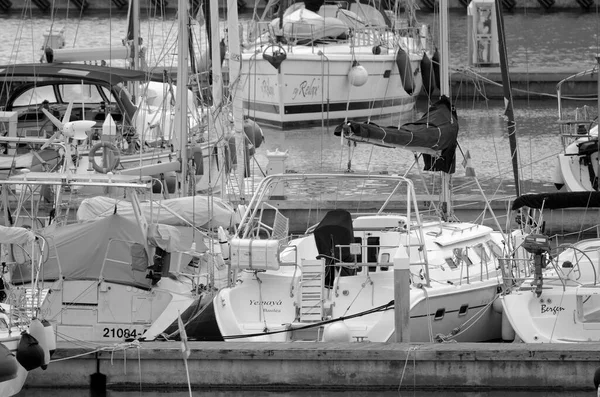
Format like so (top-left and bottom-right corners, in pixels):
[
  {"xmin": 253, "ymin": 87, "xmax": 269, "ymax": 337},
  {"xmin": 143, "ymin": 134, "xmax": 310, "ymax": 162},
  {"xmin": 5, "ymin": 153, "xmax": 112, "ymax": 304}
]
[
  {"xmin": 4, "ymin": 0, "xmax": 600, "ymax": 15},
  {"xmin": 23, "ymin": 341, "xmax": 600, "ymax": 391},
  {"xmin": 450, "ymin": 67, "xmax": 600, "ymax": 100}
]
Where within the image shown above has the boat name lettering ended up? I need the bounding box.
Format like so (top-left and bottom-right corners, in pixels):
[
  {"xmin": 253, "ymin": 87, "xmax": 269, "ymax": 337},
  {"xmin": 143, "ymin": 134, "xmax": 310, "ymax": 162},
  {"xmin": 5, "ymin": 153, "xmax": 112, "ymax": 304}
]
[
  {"xmin": 249, "ymin": 299, "xmax": 282, "ymax": 306},
  {"xmin": 540, "ymin": 304, "xmax": 564, "ymax": 315},
  {"xmin": 292, "ymin": 79, "xmax": 319, "ymax": 100},
  {"xmin": 261, "ymin": 80, "xmax": 275, "ymax": 97}
]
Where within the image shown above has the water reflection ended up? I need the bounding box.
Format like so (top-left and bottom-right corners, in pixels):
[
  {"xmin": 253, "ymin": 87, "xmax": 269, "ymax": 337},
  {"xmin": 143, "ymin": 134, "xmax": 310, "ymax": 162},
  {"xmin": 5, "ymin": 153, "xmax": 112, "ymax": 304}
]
[{"xmin": 16, "ymin": 388, "xmax": 593, "ymax": 397}]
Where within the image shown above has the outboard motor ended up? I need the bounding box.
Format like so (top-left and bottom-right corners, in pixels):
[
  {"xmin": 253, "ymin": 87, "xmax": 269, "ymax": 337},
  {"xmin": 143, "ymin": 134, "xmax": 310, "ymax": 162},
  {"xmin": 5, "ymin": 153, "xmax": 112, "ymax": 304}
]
[{"xmin": 522, "ymin": 234, "xmax": 551, "ymax": 297}]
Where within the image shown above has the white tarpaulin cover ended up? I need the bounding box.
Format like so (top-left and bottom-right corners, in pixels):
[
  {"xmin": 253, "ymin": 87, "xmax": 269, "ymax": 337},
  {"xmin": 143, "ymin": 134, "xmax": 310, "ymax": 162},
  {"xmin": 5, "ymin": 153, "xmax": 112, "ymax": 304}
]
[
  {"xmin": 76, "ymin": 196, "xmax": 236, "ymax": 229},
  {"xmin": 10, "ymin": 215, "xmax": 206, "ymax": 288},
  {"xmin": 0, "ymin": 225, "xmax": 35, "ymax": 245}
]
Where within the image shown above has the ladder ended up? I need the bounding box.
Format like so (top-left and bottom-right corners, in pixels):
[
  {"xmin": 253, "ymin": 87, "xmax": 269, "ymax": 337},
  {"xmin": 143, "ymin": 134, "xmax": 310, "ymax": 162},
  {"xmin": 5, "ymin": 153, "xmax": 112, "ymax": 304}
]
[{"xmin": 298, "ymin": 259, "xmax": 325, "ymax": 323}]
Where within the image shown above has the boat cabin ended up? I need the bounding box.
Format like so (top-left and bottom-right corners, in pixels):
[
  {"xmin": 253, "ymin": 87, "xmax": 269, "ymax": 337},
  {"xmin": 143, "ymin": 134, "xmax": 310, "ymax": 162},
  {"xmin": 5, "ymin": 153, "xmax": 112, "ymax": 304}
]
[{"xmin": 0, "ymin": 63, "xmax": 165, "ymax": 153}]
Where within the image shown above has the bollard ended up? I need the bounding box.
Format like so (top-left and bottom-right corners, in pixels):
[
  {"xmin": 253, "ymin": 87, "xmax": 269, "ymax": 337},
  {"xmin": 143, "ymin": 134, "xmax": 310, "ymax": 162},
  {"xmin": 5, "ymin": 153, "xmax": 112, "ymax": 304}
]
[
  {"xmin": 266, "ymin": 149, "xmax": 289, "ymax": 199},
  {"xmin": 393, "ymin": 245, "xmax": 410, "ymax": 343}
]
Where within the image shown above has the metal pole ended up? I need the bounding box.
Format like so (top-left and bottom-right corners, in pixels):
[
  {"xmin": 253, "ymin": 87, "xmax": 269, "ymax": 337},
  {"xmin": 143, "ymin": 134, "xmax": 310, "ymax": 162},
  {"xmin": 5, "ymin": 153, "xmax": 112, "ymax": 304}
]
[{"xmin": 495, "ymin": 0, "xmax": 521, "ymax": 197}]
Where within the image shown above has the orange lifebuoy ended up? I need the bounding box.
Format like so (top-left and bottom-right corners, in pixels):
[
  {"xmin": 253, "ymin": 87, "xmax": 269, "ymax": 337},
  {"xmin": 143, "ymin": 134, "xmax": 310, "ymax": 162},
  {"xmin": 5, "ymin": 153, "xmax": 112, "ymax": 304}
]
[{"xmin": 89, "ymin": 142, "xmax": 120, "ymax": 174}]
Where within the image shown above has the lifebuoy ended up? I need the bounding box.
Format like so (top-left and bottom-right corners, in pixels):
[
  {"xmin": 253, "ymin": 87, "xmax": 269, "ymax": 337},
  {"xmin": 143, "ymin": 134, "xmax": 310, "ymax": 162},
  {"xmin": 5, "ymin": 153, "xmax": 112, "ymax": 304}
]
[{"xmin": 88, "ymin": 142, "xmax": 120, "ymax": 174}]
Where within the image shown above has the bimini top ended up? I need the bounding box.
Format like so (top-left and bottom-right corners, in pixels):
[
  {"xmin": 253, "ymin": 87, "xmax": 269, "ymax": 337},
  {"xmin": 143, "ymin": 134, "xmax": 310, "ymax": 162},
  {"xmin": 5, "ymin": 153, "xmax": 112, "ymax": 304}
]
[
  {"xmin": 512, "ymin": 191, "xmax": 600, "ymax": 210},
  {"xmin": 0, "ymin": 63, "xmax": 165, "ymax": 86}
]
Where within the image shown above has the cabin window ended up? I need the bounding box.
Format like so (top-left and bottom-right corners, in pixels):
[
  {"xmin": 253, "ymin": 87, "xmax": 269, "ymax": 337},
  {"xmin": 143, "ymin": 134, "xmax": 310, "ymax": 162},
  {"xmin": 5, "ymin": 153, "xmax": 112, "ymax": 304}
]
[
  {"xmin": 100, "ymin": 86, "xmax": 116, "ymax": 103},
  {"xmin": 354, "ymin": 237, "xmax": 363, "ymax": 273},
  {"xmin": 380, "ymin": 253, "xmax": 390, "ymax": 271},
  {"xmin": 445, "ymin": 257, "xmax": 457, "ymax": 269},
  {"xmin": 367, "ymin": 236, "xmax": 379, "ymax": 272},
  {"xmin": 473, "ymin": 243, "xmax": 489, "ymax": 265},
  {"xmin": 458, "ymin": 304, "xmax": 469, "ymax": 317},
  {"xmin": 460, "ymin": 249, "xmax": 474, "ymax": 266},
  {"xmin": 13, "ymin": 85, "xmax": 57, "ymax": 107},
  {"xmin": 486, "ymin": 240, "xmax": 503, "ymax": 259},
  {"xmin": 60, "ymin": 83, "xmax": 104, "ymax": 104},
  {"xmin": 434, "ymin": 308, "xmax": 445, "ymax": 320},
  {"xmin": 452, "ymin": 248, "xmax": 464, "ymax": 267}
]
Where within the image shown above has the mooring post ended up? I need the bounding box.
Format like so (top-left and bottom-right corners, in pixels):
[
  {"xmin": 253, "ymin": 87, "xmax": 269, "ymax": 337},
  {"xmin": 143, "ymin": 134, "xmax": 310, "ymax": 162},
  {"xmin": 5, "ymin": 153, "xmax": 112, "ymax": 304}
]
[{"xmin": 393, "ymin": 245, "xmax": 410, "ymax": 342}]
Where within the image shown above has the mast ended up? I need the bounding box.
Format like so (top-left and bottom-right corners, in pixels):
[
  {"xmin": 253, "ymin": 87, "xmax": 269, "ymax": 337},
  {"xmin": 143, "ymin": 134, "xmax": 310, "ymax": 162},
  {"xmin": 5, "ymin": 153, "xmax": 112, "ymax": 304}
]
[
  {"xmin": 494, "ymin": 0, "xmax": 521, "ymax": 196},
  {"xmin": 132, "ymin": 0, "xmax": 140, "ymax": 71},
  {"xmin": 228, "ymin": 0, "xmax": 246, "ymax": 202},
  {"xmin": 174, "ymin": 0, "xmax": 189, "ymax": 195},
  {"xmin": 438, "ymin": 0, "xmax": 452, "ymax": 218}
]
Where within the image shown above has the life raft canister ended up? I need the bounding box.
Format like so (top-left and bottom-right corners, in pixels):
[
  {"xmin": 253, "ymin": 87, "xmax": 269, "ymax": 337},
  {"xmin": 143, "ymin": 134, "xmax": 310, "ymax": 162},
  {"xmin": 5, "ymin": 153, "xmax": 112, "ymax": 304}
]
[
  {"xmin": 88, "ymin": 142, "xmax": 120, "ymax": 174},
  {"xmin": 0, "ymin": 342, "xmax": 18, "ymax": 382},
  {"xmin": 420, "ymin": 51, "xmax": 436, "ymax": 97},
  {"xmin": 396, "ymin": 47, "xmax": 415, "ymax": 95}
]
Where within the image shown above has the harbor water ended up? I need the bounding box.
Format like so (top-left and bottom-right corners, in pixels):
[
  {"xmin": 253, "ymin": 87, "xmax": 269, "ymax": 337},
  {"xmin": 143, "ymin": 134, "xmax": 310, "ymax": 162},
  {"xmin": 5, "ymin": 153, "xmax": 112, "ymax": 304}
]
[
  {"xmin": 12, "ymin": 389, "xmax": 600, "ymax": 396},
  {"xmin": 2, "ymin": 9, "xmax": 600, "ymax": 397},
  {"xmin": 2, "ymin": 10, "xmax": 599, "ymax": 199}
]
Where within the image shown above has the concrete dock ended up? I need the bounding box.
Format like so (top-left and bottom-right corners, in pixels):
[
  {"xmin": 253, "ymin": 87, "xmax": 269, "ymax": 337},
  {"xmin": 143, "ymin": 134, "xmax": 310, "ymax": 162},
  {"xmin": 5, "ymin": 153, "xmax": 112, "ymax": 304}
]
[
  {"xmin": 22, "ymin": 341, "xmax": 600, "ymax": 392},
  {"xmin": 450, "ymin": 66, "xmax": 599, "ymax": 100}
]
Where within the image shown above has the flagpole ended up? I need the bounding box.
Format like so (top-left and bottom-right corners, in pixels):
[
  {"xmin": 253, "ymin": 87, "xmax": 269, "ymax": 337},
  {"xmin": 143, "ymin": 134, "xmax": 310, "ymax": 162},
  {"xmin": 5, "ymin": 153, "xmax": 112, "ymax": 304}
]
[
  {"xmin": 178, "ymin": 311, "xmax": 192, "ymax": 397},
  {"xmin": 184, "ymin": 355, "xmax": 192, "ymax": 397}
]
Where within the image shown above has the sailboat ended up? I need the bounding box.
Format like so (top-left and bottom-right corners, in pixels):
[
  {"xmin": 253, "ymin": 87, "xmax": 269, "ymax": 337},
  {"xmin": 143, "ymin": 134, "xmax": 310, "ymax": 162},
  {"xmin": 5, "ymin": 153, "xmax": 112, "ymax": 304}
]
[
  {"xmin": 551, "ymin": 56, "xmax": 599, "ymax": 192},
  {"xmin": 239, "ymin": 0, "xmax": 433, "ymax": 128},
  {"xmin": 190, "ymin": 0, "xmax": 513, "ymax": 340},
  {"xmin": 0, "ymin": 0, "xmax": 237, "ymax": 344},
  {"xmin": 499, "ymin": 191, "xmax": 600, "ymax": 343},
  {"xmin": 191, "ymin": 97, "xmax": 508, "ymax": 342},
  {"xmin": 0, "ymin": 225, "xmax": 53, "ymax": 396}
]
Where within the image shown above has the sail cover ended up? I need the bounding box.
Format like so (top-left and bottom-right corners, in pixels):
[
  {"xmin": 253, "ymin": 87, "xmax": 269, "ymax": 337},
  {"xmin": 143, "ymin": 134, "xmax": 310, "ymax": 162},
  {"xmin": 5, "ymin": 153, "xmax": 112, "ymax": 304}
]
[
  {"xmin": 10, "ymin": 215, "xmax": 202, "ymax": 288},
  {"xmin": 512, "ymin": 191, "xmax": 600, "ymax": 210},
  {"xmin": 76, "ymin": 195, "xmax": 237, "ymax": 229},
  {"xmin": 334, "ymin": 96, "xmax": 459, "ymax": 173}
]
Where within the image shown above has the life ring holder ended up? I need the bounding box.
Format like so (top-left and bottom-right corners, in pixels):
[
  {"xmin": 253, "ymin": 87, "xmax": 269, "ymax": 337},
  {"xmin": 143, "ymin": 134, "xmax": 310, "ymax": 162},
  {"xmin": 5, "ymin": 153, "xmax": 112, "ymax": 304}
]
[
  {"xmin": 89, "ymin": 141, "xmax": 120, "ymax": 174},
  {"xmin": 262, "ymin": 44, "xmax": 287, "ymax": 69}
]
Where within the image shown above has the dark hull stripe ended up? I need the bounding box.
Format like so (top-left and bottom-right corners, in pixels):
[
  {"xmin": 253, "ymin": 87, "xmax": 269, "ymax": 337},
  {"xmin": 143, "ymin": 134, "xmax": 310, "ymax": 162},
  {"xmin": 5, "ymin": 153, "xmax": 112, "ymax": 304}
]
[{"xmin": 243, "ymin": 96, "xmax": 415, "ymax": 116}]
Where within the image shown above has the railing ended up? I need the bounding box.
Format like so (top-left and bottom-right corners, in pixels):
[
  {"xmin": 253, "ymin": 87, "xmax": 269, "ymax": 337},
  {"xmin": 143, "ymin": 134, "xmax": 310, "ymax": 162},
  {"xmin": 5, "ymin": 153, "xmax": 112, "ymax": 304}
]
[{"xmin": 241, "ymin": 19, "xmax": 425, "ymax": 54}]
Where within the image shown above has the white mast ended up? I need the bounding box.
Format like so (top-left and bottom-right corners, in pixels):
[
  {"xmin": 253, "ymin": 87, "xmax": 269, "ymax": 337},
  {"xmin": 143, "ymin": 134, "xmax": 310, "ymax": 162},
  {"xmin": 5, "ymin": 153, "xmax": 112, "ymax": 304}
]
[
  {"xmin": 174, "ymin": 0, "xmax": 189, "ymax": 195},
  {"xmin": 210, "ymin": 0, "xmax": 223, "ymax": 107},
  {"xmin": 227, "ymin": 0, "xmax": 246, "ymax": 201}
]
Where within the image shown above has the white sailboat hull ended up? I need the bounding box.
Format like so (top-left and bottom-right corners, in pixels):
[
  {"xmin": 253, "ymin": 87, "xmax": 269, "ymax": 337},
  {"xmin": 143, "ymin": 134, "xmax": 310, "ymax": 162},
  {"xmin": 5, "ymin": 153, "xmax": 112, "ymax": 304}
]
[
  {"xmin": 241, "ymin": 44, "xmax": 423, "ymax": 128},
  {"xmin": 554, "ymin": 128, "xmax": 599, "ymax": 192},
  {"xmin": 213, "ymin": 275, "xmax": 502, "ymax": 342}
]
